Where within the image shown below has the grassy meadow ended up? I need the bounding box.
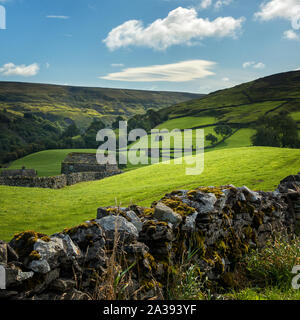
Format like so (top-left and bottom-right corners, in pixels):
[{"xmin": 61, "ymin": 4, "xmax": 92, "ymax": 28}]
[
  {"xmin": 7, "ymin": 149, "xmax": 97, "ymax": 177},
  {"xmin": 1, "ymin": 147, "xmax": 300, "ymax": 241}
]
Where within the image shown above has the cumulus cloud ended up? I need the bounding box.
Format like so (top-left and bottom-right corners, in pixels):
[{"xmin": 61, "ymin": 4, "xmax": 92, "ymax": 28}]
[
  {"xmin": 100, "ymin": 60, "xmax": 216, "ymax": 82},
  {"xmin": 255, "ymin": 0, "xmax": 300, "ymax": 28},
  {"xmin": 103, "ymin": 7, "xmax": 245, "ymax": 51},
  {"xmin": 0, "ymin": 63, "xmax": 40, "ymax": 77},
  {"xmin": 283, "ymin": 29, "xmax": 299, "ymax": 40},
  {"xmin": 243, "ymin": 61, "xmax": 266, "ymax": 69}
]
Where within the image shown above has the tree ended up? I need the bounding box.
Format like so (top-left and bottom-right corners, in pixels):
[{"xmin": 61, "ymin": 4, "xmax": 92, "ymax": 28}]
[
  {"xmin": 214, "ymin": 125, "xmax": 233, "ymax": 138},
  {"xmin": 252, "ymin": 112, "xmax": 300, "ymax": 148},
  {"xmin": 83, "ymin": 118, "xmax": 106, "ymax": 148},
  {"xmin": 112, "ymin": 116, "xmax": 125, "ymax": 130},
  {"xmin": 61, "ymin": 123, "xmax": 80, "ymax": 138},
  {"xmin": 206, "ymin": 133, "xmax": 218, "ymax": 145}
]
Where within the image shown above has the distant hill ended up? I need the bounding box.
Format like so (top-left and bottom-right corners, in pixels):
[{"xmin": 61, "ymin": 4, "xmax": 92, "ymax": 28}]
[
  {"xmin": 0, "ymin": 81, "xmax": 203, "ymax": 128},
  {"xmin": 0, "ymin": 81, "xmax": 203, "ymax": 164},
  {"xmin": 158, "ymin": 70, "xmax": 300, "ymax": 123},
  {"xmin": 129, "ymin": 70, "xmax": 300, "ymax": 154}
]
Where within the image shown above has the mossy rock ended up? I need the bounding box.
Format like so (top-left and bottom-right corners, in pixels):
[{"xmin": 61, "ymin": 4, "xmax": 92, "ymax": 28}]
[
  {"xmin": 10, "ymin": 231, "xmax": 50, "ymax": 259},
  {"xmin": 161, "ymin": 196, "xmax": 196, "ymax": 217},
  {"xmin": 197, "ymin": 187, "xmax": 225, "ymax": 199},
  {"xmin": 63, "ymin": 221, "xmax": 99, "ymax": 236}
]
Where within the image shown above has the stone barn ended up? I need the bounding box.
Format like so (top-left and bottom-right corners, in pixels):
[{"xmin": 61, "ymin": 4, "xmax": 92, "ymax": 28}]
[{"xmin": 61, "ymin": 153, "xmax": 120, "ymax": 175}]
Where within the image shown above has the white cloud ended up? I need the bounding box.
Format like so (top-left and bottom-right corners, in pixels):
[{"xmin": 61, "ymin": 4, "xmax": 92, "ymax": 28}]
[
  {"xmin": 243, "ymin": 61, "xmax": 255, "ymax": 68},
  {"xmin": 253, "ymin": 62, "xmax": 266, "ymax": 69},
  {"xmin": 283, "ymin": 29, "xmax": 299, "ymax": 40},
  {"xmin": 222, "ymin": 77, "xmax": 230, "ymax": 81},
  {"xmin": 0, "ymin": 63, "xmax": 39, "ymax": 77},
  {"xmin": 46, "ymin": 15, "xmax": 69, "ymax": 19},
  {"xmin": 255, "ymin": 0, "xmax": 300, "ymax": 28},
  {"xmin": 200, "ymin": 0, "xmax": 213, "ymax": 9},
  {"xmin": 243, "ymin": 61, "xmax": 265, "ymax": 69},
  {"xmin": 295, "ymin": 67, "xmax": 300, "ymax": 70},
  {"xmin": 100, "ymin": 60, "xmax": 216, "ymax": 82},
  {"xmin": 103, "ymin": 7, "xmax": 245, "ymax": 51},
  {"xmin": 214, "ymin": 0, "xmax": 233, "ymax": 10}
]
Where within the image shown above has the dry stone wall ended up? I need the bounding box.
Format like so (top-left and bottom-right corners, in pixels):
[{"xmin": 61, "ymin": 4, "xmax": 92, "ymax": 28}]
[
  {"xmin": 0, "ymin": 170, "xmax": 122, "ymax": 189},
  {"xmin": 0, "ymin": 173, "xmax": 299, "ymax": 300}
]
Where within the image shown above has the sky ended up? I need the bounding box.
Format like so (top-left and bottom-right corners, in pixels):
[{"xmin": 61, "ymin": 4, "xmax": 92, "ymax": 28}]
[{"xmin": 0, "ymin": 0, "xmax": 300, "ymax": 94}]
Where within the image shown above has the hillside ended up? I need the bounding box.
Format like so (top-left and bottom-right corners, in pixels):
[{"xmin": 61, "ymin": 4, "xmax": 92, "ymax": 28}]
[
  {"xmin": 0, "ymin": 81, "xmax": 202, "ymax": 164},
  {"xmin": 129, "ymin": 70, "xmax": 300, "ymax": 153},
  {"xmin": 1, "ymin": 147, "xmax": 300, "ymax": 241},
  {"xmin": 160, "ymin": 70, "xmax": 300, "ymax": 122},
  {"xmin": 0, "ymin": 81, "xmax": 202, "ymax": 127}
]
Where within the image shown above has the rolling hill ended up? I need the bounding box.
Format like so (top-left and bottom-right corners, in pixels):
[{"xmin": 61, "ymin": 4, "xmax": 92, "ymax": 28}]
[
  {"xmin": 158, "ymin": 70, "xmax": 300, "ymax": 126},
  {"xmin": 130, "ymin": 70, "xmax": 300, "ymax": 152},
  {"xmin": 1, "ymin": 147, "xmax": 300, "ymax": 241},
  {"xmin": 0, "ymin": 81, "xmax": 203, "ymax": 128},
  {"xmin": 0, "ymin": 81, "xmax": 203, "ymax": 164}
]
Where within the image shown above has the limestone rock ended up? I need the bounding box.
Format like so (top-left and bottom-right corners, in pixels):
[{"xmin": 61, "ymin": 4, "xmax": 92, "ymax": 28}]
[
  {"xmin": 125, "ymin": 210, "xmax": 143, "ymax": 233},
  {"xmin": 189, "ymin": 191, "xmax": 217, "ymax": 214},
  {"xmin": 154, "ymin": 202, "xmax": 182, "ymax": 227},
  {"xmin": 96, "ymin": 215, "xmax": 139, "ymax": 242},
  {"xmin": 29, "ymin": 260, "xmax": 51, "ymax": 274},
  {"xmin": 64, "ymin": 221, "xmax": 106, "ymax": 252},
  {"xmin": 182, "ymin": 212, "xmax": 198, "ymax": 232},
  {"xmin": 28, "ymin": 236, "xmax": 80, "ymax": 274},
  {"xmin": 5, "ymin": 264, "xmax": 34, "ymax": 288},
  {"xmin": 240, "ymin": 186, "xmax": 261, "ymax": 203}
]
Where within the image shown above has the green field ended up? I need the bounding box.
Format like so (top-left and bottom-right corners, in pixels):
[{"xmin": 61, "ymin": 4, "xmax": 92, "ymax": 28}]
[
  {"xmin": 7, "ymin": 149, "xmax": 97, "ymax": 177},
  {"xmin": 208, "ymin": 128, "xmax": 256, "ymax": 151},
  {"xmin": 130, "ymin": 127, "xmax": 254, "ymax": 153},
  {"xmin": 5, "ymin": 126, "xmax": 256, "ymax": 177},
  {"xmin": 156, "ymin": 116, "xmax": 216, "ymax": 130},
  {"xmin": 1, "ymin": 147, "xmax": 300, "ymax": 241}
]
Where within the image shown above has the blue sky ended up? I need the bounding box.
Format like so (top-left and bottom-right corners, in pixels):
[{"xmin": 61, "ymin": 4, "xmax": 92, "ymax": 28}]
[{"xmin": 0, "ymin": 0, "xmax": 300, "ymax": 93}]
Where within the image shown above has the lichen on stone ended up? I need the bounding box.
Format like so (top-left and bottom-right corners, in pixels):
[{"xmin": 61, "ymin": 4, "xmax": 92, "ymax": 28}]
[{"xmin": 161, "ymin": 196, "xmax": 196, "ymax": 217}]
